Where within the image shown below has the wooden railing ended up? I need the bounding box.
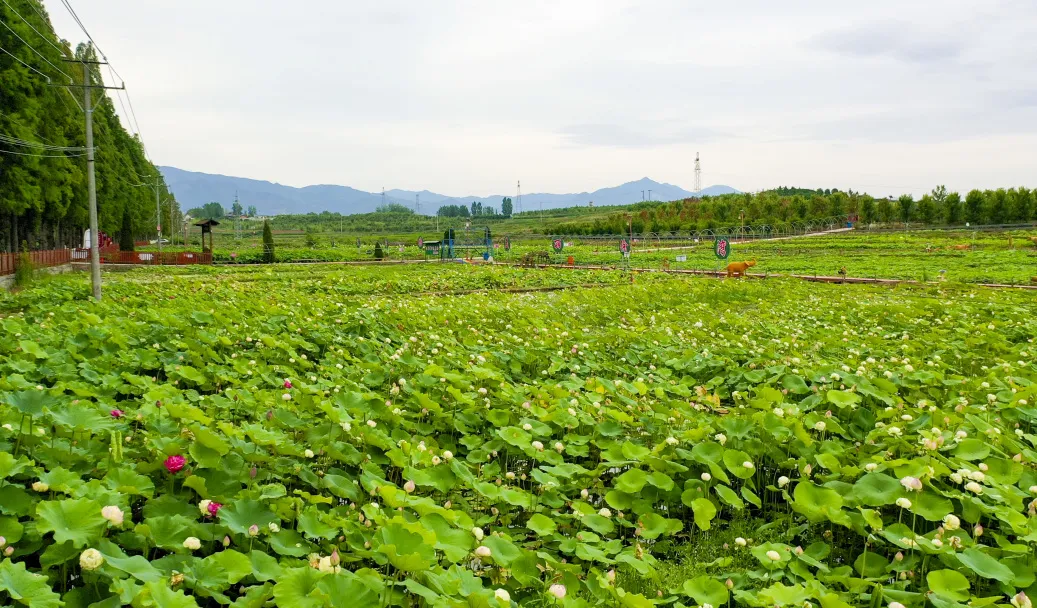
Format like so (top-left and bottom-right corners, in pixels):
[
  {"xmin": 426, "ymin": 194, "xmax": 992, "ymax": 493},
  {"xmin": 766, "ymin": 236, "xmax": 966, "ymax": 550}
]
[
  {"xmin": 0, "ymin": 249, "xmax": 72, "ymax": 276},
  {"xmin": 1, "ymin": 248, "xmax": 216, "ymax": 276},
  {"xmin": 71, "ymin": 250, "xmax": 213, "ymax": 266}
]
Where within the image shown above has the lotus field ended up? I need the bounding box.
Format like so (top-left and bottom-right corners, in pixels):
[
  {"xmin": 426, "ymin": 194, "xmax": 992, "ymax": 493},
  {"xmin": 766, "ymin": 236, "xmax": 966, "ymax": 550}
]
[{"xmin": 1, "ymin": 264, "xmax": 1035, "ymax": 607}]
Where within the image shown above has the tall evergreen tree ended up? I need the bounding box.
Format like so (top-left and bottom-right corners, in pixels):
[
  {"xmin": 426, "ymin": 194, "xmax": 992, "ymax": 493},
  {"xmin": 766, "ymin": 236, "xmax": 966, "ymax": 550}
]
[
  {"xmin": 261, "ymin": 219, "xmax": 274, "ymax": 263},
  {"xmin": 119, "ymin": 206, "xmax": 134, "ymax": 251},
  {"xmin": 964, "ymin": 190, "xmax": 985, "ymax": 225}
]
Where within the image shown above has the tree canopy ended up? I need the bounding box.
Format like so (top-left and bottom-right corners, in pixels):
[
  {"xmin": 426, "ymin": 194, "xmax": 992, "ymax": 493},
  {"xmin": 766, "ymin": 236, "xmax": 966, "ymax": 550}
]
[{"xmin": 0, "ymin": 0, "xmax": 177, "ymax": 252}]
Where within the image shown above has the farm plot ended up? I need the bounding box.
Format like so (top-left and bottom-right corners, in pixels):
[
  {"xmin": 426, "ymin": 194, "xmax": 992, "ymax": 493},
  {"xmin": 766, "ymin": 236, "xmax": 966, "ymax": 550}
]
[{"xmin": 1, "ymin": 265, "xmax": 1035, "ymax": 607}]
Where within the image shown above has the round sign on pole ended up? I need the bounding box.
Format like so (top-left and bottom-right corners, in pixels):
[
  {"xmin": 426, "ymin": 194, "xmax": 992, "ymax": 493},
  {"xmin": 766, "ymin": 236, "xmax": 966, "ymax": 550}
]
[
  {"xmin": 504, "ymin": 235, "xmax": 511, "ymax": 251},
  {"xmin": 417, "ymin": 237, "xmax": 424, "ymax": 248},
  {"xmin": 619, "ymin": 238, "xmax": 630, "ymax": 256},
  {"xmin": 714, "ymin": 238, "xmax": 731, "ymax": 260},
  {"xmin": 552, "ymin": 238, "xmax": 564, "ymax": 253}
]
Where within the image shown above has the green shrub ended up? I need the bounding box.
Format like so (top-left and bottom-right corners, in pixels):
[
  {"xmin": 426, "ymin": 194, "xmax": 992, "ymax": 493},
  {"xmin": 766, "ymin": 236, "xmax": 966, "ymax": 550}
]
[
  {"xmin": 374, "ymin": 242, "xmax": 384, "ymax": 260},
  {"xmin": 13, "ymin": 240, "xmax": 33, "ymax": 289},
  {"xmin": 262, "ymin": 219, "xmax": 275, "ymax": 263},
  {"xmin": 119, "ymin": 206, "xmax": 135, "ymax": 252}
]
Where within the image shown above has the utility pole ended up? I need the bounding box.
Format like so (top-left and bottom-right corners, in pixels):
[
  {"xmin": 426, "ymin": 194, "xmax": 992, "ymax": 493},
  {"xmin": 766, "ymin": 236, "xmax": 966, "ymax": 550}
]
[
  {"xmin": 155, "ymin": 182, "xmax": 162, "ymax": 256},
  {"xmin": 694, "ymin": 152, "xmax": 702, "ymax": 194},
  {"xmin": 54, "ymin": 52, "xmax": 124, "ymax": 302},
  {"xmin": 517, "ymin": 181, "xmax": 522, "ymax": 215},
  {"xmin": 648, "ymin": 189, "xmax": 652, "ymax": 201},
  {"xmin": 641, "ymin": 190, "xmax": 645, "ymax": 201}
]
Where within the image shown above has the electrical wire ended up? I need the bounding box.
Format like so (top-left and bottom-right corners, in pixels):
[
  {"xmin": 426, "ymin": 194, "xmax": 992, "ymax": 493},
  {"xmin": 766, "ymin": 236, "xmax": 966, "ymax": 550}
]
[
  {"xmin": 0, "ymin": 13, "xmax": 72, "ymax": 82},
  {"xmin": 1, "ymin": 0, "xmax": 67, "ymax": 56},
  {"xmin": 57, "ymin": 0, "xmax": 151, "ymax": 160},
  {"xmin": 0, "ymin": 133, "xmax": 86, "ymax": 151},
  {"xmin": 0, "ymin": 146, "xmax": 87, "ymax": 157},
  {"xmin": 0, "ymin": 42, "xmax": 51, "ymax": 80}
]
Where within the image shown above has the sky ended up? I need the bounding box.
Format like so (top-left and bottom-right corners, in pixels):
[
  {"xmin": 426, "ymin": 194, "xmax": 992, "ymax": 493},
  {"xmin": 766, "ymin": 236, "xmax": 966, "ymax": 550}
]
[{"xmin": 45, "ymin": 0, "xmax": 1037, "ymax": 198}]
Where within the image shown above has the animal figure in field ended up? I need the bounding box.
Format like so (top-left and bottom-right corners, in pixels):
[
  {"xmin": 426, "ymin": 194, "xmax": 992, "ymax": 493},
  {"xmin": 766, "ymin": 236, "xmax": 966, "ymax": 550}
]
[
  {"xmin": 952, "ymin": 244, "xmax": 972, "ymax": 251},
  {"xmin": 838, "ymin": 267, "xmax": 848, "ymax": 278},
  {"xmin": 725, "ymin": 259, "xmax": 756, "ymax": 278}
]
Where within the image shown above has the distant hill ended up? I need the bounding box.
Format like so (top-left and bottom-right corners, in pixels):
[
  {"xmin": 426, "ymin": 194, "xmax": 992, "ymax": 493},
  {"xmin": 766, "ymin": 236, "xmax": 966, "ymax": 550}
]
[{"xmin": 159, "ymin": 166, "xmax": 739, "ymax": 216}]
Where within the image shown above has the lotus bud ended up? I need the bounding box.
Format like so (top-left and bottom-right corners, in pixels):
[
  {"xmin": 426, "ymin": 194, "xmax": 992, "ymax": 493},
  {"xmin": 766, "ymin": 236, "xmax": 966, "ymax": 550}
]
[
  {"xmin": 223, "ymin": 535, "xmax": 231, "ymax": 547},
  {"xmin": 248, "ymin": 524, "xmax": 259, "ymax": 537},
  {"xmin": 725, "ymin": 578, "xmax": 733, "ymax": 589},
  {"xmin": 330, "ymin": 549, "xmax": 340, "ymax": 566},
  {"xmin": 974, "ymin": 523, "xmax": 983, "ymax": 537},
  {"xmin": 403, "ymin": 480, "xmax": 416, "ymax": 493},
  {"xmin": 894, "ymin": 551, "xmax": 904, "ymax": 562},
  {"xmin": 1011, "ymin": 592, "xmax": 1032, "ymax": 608}
]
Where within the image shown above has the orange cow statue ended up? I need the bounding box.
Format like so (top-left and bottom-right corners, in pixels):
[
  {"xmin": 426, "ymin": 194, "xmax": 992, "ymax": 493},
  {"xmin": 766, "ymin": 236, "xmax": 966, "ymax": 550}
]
[
  {"xmin": 952, "ymin": 244, "xmax": 972, "ymax": 251},
  {"xmin": 725, "ymin": 259, "xmax": 757, "ymax": 278}
]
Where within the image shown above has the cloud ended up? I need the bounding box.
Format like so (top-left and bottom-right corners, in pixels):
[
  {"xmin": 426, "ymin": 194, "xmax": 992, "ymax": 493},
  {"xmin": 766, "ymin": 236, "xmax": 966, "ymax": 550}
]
[
  {"xmin": 812, "ymin": 21, "xmax": 965, "ymax": 64},
  {"xmin": 558, "ymin": 123, "xmax": 729, "ymax": 148}
]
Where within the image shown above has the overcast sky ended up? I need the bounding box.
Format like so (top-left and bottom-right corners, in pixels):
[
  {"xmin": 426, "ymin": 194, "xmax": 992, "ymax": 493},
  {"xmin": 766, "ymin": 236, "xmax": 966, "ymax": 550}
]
[{"xmin": 45, "ymin": 0, "xmax": 1037, "ymax": 197}]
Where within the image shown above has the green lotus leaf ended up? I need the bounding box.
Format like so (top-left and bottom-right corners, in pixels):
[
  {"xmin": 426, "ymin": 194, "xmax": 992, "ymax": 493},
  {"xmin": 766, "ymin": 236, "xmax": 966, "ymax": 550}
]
[
  {"xmin": 272, "ymin": 567, "xmax": 328, "ymax": 608},
  {"xmin": 526, "ymin": 513, "xmax": 557, "ymax": 536},
  {"xmin": 218, "ymin": 499, "xmax": 278, "ymax": 536},
  {"xmin": 852, "ymin": 473, "xmax": 902, "ymax": 506},
  {"xmin": 722, "ymin": 449, "xmax": 756, "ymax": 480},
  {"xmin": 956, "ymin": 547, "xmax": 1014, "ymax": 582},
  {"xmin": 0, "ymin": 559, "xmax": 63, "ymax": 608},
  {"xmin": 35, "ymin": 498, "xmax": 106, "ymax": 548},
  {"xmin": 682, "ymin": 576, "xmax": 729, "ymax": 606},
  {"xmin": 614, "ymin": 469, "xmax": 648, "ymax": 493},
  {"xmin": 926, "ymin": 569, "xmax": 970, "ymax": 601},
  {"xmin": 376, "ymin": 521, "xmax": 437, "ymax": 571},
  {"xmin": 690, "ymin": 497, "xmax": 717, "ymax": 531}
]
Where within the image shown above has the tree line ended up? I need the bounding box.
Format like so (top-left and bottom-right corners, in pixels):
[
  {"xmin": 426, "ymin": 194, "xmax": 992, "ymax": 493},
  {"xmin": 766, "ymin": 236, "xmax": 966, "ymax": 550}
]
[
  {"xmin": 550, "ymin": 186, "xmax": 1035, "ymax": 235},
  {"xmin": 0, "ymin": 0, "xmax": 176, "ymax": 253}
]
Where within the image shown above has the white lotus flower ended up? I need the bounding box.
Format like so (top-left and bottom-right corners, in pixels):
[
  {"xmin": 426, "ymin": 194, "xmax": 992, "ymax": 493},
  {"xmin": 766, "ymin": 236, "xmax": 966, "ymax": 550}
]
[
  {"xmin": 1011, "ymin": 592, "xmax": 1032, "ymax": 608},
  {"xmin": 734, "ymin": 537, "xmax": 747, "ymax": 547},
  {"xmin": 599, "ymin": 508, "xmax": 612, "ymax": 517},
  {"xmin": 304, "ymin": 449, "xmax": 315, "ymax": 459},
  {"xmin": 494, "ymin": 588, "xmax": 510, "ymax": 603},
  {"xmin": 900, "ymin": 476, "xmax": 922, "ymax": 491},
  {"xmin": 715, "ymin": 433, "xmax": 727, "ymax": 445},
  {"xmin": 742, "ymin": 461, "xmax": 754, "ymax": 470},
  {"xmin": 665, "ymin": 437, "xmax": 678, "ymax": 446},
  {"xmin": 965, "ymin": 481, "xmax": 983, "ymax": 494},
  {"xmin": 183, "ymin": 537, "xmax": 201, "ymax": 551},
  {"xmin": 472, "ymin": 527, "xmax": 484, "ymax": 541},
  {"xmin": 79, "ymin": 548, "xmax": 104, "ymax": 570},
  {"xmin": 864, "ymin": 463, "xmax": 878, "ymax": 472},
  {"xmin": 475, "ymin": 545, "xmax": 492, "ymax": 557},
  {"xmin": 895, "ymin": 498, "xmax": 912, "ymax": 509},
  {"xmin": 766, "ymin": 550, "xmax": 781, "ymax": 561},
  {"xmin": 701, "ymin": 473, "xmax": 712, "ymax": 482},
  {"xmin": 548, "ymin": 584, "xmax": 567, "ymax": 599},
  {"xmin": 943, "ymin": 514, "xmax": 960, "ymax": 530},
  {"xmin": 101, "ymin": 505, "xmax": 124, "ymax": 526},
  {"xmin": 532, "ymin": 441, "xmax": 544, "ymax": 451},
  {"xmin": 778, "ymin": 476, "xmax": 790, "ymax": 488}
]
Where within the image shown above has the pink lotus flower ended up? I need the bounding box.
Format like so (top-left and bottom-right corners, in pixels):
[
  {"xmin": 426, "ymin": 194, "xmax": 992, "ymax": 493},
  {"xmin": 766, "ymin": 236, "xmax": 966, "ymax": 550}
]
[
  {"xmin": 164, "ymin": 455, "xmax": 186, "ymax": 474},
  {"xmin": 110, "ymin": 409, "xmax": 124, "ymax": 418},
  {"xmin": 283, "ymin": 380, "xmax": 293, "ymax": 389},
  {"xmin": 207, "ymin": 501, "xmax": 223, "ymax": 517}
]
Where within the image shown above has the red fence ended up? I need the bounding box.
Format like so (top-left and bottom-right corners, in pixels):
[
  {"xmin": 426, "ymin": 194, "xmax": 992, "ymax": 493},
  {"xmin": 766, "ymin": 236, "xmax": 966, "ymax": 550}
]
[
  {"xmin": 71, "ymin": 249, "xmax": 213, "ymax": 266},
  {"xmin": 1, "ymin": 248, "xmax": 212, "ymax": 276},
  {"xmin": 0, "ymin": 249, "xmax": 72, "ymax": 276}
]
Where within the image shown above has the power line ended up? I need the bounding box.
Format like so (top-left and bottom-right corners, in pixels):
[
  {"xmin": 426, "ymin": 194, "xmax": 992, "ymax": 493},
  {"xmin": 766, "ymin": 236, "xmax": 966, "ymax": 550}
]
[
  {"xmin": 0, "ymin": 42, "xmax": 51, "ymax": 80},
  {"xmin": 0, "ymin": 146, "xmax": 86, "ymax": 157},
  {"xmin": 0, "ymin": 13, "xmax": 72, "ymax": 82},
  {"xmin": 1, "ymin": 0, "xmax": 67, "ymax": 56},
  {"xmin": 0, "ymin": 133, "xmax": 86, "ymax": 151}
]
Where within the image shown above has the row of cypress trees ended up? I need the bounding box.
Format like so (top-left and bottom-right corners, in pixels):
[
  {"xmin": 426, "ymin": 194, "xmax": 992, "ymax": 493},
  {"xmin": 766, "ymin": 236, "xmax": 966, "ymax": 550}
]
[{"xmin": 0, "ymin": 0, "xmax": 178, "ymax": 253}]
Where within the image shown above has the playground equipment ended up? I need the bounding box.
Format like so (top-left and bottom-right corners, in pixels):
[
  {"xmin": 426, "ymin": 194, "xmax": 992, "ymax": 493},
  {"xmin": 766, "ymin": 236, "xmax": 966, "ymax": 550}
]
[{"xmin": 421, "ymin": 227, "xmax": 493, "ymax": 260}]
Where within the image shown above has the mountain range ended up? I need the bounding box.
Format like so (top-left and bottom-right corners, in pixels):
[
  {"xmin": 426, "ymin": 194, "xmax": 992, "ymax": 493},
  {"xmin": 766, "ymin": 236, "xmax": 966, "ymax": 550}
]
[{"xmin": 159, "ymin": 166, "xmax": 739, "ymax": 216}]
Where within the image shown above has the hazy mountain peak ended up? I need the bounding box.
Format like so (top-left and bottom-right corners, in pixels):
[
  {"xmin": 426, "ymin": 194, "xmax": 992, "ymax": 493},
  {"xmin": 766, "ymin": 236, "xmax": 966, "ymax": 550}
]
[{"xmin": 160, "ymin": 166, "xmax": 739, "ymax": 215}]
